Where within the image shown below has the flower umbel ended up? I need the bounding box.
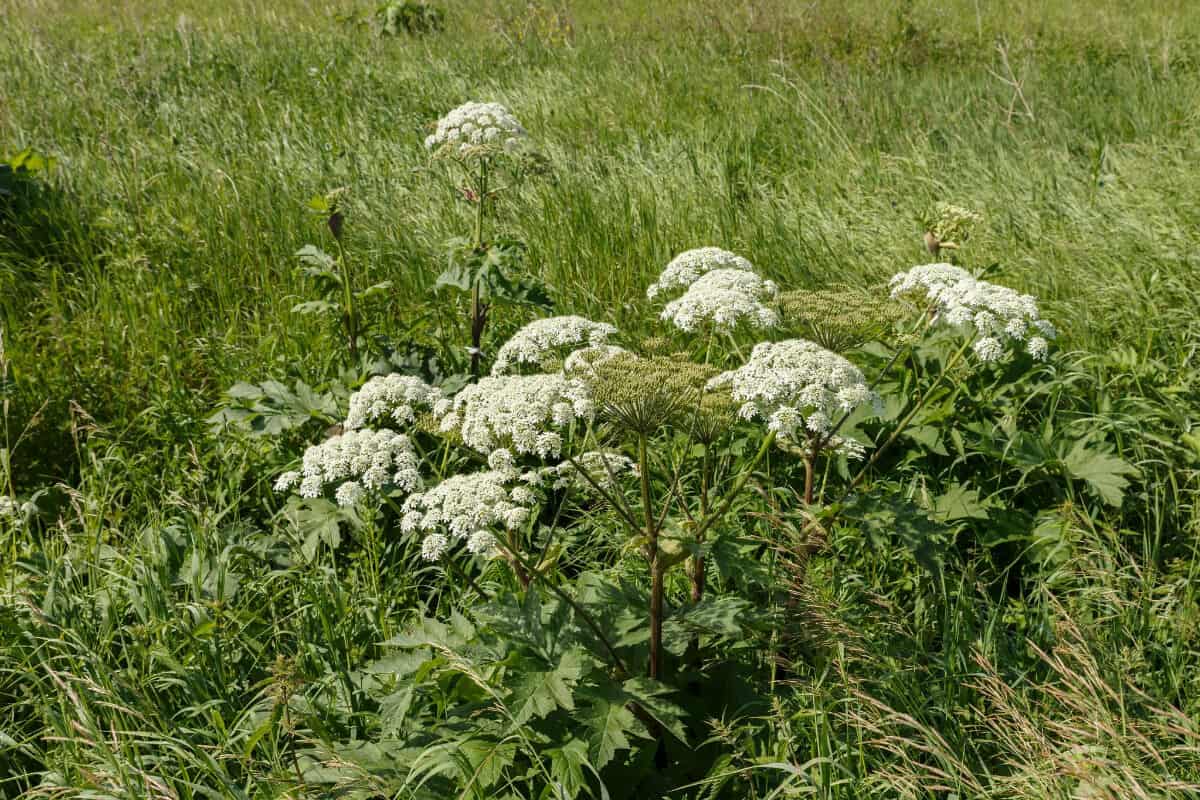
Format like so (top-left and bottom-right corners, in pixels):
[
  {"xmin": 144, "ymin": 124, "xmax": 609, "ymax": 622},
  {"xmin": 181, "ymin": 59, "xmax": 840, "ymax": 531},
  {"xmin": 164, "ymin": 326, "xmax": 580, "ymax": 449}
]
[
  {"xmin": 491, "ymin": 316, "xmax": 618, "ymax": 375},
  {"xmin": 646, "ymin": 247, "xmax": 755, "ymax": 300},
  {"xmin": 708, "ymin": 339, "xmax": 878, "ymax": 455},
  {"xmin": 436, "ymin": 373, "xmax": 593, "ymax": 459},
  {"xmin": 659, "ymin": 268, "xmax": 779, "ymax": 333},
  {"xmin": 275, "ymin": 429, "xmax": 422, "ymax": 506},
  {"xmin": 401, "ymin": 469, "xmax": 534, "ymax": 560},
  {"xmin": 890, "ymin": 263, "xmax": 1056, "ymax": 361},
  {"xmin": 424, "ymin": 101, "xmax": 528, "ymax": 161},
  {"xmin": 345, "ymin": 374, "xmax": 444, "ymax": 430}
]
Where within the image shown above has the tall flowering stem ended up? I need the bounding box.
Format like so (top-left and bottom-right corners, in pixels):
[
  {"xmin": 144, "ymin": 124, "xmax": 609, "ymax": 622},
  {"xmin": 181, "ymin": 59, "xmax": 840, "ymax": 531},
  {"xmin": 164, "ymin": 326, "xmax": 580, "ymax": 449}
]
[
  {"xmin": 637, "ymin": 433, "xmax": 664, "ymax": 680},
  {"xmin": 469, "ymin": 158, "xmax": 490, "ymax": 376}
]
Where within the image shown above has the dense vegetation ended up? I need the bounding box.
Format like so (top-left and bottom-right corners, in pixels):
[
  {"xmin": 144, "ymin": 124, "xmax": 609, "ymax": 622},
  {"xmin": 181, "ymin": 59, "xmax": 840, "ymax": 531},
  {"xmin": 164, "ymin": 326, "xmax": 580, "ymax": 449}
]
[{"xmin": 3, "ymin": 0, "xmax": 1200, "ymax": 797}]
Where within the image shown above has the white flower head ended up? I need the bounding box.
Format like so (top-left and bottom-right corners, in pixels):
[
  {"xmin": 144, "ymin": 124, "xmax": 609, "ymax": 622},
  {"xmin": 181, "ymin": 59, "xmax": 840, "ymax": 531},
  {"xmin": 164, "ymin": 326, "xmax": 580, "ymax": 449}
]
[
  {"xmin": 421, "ymin": 533, "xmax": 450, "ymax": 561},
  {"xmin": 438, "ymin": 374, "xmax": 593, "ymax": 459},
  {"xmin": 345, "ymin": 374, "xmax": 443, "ymax": 430},
  {"xmin": 647, "ymin": 247, "xmax": 755, "ymax": 300},
  {"xmin": 491, "ymin": 316, "xmax": 618, "ymax": 375},
  {"xmin": 466, "ymin": 530, "xmax": 500, "ymax": 557},
  {"xmin": 425, "ymin": 101, "xmax": 529, "ymax": 160},
  {"xmin": 403, "ymin": 469, "xmax": 536, "ymax": 560},
  {"xmin": 277, "ymin": 429, "xmax": 422, "ymax": 506},
  {"xmin": 659, "ymin": 268, "xmax": 779, "ymax": 333},
  {"xmin": 890, "ymin": 263, "xmax": 1056, "ymax": 362},
  {"xmin": 708, "ymin": 339, "xmax": 878, "ymax": 454}
]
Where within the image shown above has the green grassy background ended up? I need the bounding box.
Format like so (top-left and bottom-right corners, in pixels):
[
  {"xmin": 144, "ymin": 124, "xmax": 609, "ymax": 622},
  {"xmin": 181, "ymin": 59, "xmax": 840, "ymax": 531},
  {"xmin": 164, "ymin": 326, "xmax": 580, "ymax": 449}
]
[
  {"xmin": 3, "ymin": 0, "xmax": 1200, "ymax": 796},
  {"xmin": 3, "ymin": 0, "xmax": 1200, "ymax": 484}
]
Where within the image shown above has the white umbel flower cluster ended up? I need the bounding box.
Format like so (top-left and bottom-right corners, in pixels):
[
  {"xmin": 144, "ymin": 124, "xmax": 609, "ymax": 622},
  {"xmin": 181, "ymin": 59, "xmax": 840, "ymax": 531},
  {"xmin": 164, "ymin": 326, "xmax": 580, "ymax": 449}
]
[
  {"xmin": 890, "ymin": 263, "xmax": 1057, "ymax": 362},
  {"xmin": 646, "ymin": 247, "xmax": 755, "ymax": 300},
  {"xmin": 491, "ymin": 316, "xmax": 618, "ymax": 375},
  {"xmin": 424, "ymin": 101, "xmax": 528, "ymax": 159},
  {"xmin": 436, "ymin": 373, "xmax": 593, "ymax": 459},
  {"xmin": 274, "ymin": 429, "xmax": 422, "ymax": 506},
  {"xmin": 401, "ymin": 469, "xmax": 533, "ymax": 560},
  {"xmin": 344, "ymin": 374, "xmax": 443, "ymax": 430},
  {"xmin": 659, "ymin": 268, "xmax": 779, "ymax": 332},
  {"xmin": 708, "ymin": 339, "xmax": 878, "ymax": 455}
]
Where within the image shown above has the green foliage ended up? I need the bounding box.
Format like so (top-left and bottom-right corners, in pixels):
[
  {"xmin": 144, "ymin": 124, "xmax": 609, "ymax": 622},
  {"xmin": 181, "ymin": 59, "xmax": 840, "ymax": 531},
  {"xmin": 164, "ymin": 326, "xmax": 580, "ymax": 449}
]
[
  {"xmin": 365, "ymin": 1, "xmax": 445, "ymax": 37},
  {"xmin": 3, "ymin": 2, "xmax": 1200, "ymax": 799}
]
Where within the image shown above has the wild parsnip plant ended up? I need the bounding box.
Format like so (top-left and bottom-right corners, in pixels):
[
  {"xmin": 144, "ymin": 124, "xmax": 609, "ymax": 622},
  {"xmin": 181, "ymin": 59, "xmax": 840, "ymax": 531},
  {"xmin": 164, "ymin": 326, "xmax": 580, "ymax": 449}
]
[{"xmin": 4, "ymin": 2, "xmax": 1200, "ymax": 798}]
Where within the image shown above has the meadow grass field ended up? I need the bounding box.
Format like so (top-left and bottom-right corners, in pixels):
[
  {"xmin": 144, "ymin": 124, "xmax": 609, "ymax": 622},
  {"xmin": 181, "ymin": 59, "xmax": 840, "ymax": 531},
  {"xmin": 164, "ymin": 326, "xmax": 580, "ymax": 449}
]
[{"xmin": 3, "ymin": 0, "xmax": 1200, "ymax": 797}]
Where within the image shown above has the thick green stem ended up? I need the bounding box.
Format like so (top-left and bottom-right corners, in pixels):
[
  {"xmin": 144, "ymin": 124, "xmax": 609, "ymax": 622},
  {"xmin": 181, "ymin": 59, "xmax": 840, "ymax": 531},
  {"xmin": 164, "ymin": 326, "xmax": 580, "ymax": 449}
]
[
  {"xmin": 638, "ymin": 434, "xmax": 663, "ymax": 680},
  {"xmin": 691, "ymin": 448, "xmax": 710, "ymax": 604}
]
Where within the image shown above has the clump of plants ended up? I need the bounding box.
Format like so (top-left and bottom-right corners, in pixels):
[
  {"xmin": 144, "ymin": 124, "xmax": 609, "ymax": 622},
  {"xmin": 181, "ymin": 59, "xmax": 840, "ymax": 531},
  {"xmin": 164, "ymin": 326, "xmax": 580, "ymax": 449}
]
[{"xmin": 262, "ymin": 105, "xmax": 1061, "ymax": 791}]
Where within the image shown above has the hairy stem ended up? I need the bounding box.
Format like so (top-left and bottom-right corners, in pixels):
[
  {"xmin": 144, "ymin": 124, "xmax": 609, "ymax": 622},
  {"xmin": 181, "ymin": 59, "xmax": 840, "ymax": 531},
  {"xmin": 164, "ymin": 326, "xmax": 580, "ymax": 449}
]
[
  {"xmin": 469, "ymin": 159, "xmax": 489, "ymax": 377},
  {"xmin": 638, "ymin": 434, "xmax": 663, "ymax": 680}
]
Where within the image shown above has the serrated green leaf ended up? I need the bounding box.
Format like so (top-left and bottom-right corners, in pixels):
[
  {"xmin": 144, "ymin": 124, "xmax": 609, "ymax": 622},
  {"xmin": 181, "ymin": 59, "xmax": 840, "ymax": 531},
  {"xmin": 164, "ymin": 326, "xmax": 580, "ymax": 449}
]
[
  {"xmin": 1062, "ymin": 440, "xmax": 1140, "ymax": 507},
  {"xmin": 621, "ymin": 678, "xmax": 688, "ymax": 744},
  {"xmin": 507, "ymin": 649, "xmax": 583, "ymax": 724},
  {"xmin": 577, "ymin": 683, "xmax": 646, "ymax": 768},
  {"xmin": 931, "ymin": 482, "xmax": 991, "ymax": 522}
]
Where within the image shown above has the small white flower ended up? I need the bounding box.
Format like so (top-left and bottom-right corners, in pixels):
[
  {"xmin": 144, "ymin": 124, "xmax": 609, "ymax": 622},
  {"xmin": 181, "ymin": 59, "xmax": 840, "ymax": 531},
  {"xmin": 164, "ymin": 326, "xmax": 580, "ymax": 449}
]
[
  {"xmin": 492, "ymin": 316, "xmax": 618, "ymax": 375},
  {"xmin": 659, "ymin": 269, "xmax": 779, "ymax": 333},
  {"xmin": 345, "ymin": 375, "xmax": 443, "ymax": 430},
  {"xmin": 335, "ymin": 481, "xmax": 365, "ymax": 507},
  {"xmin": 274, "ymin": 471, "xmax": 301, "ymax": 492},
  {"xmin": 708, "ymin": 339, "xmax": 877, "ymax": 450},
  {"xmin": 647, "ymin": 247, "xmax": 755, "ymax": 300},
  {"xmin": 1027, "ymin": 336, "xmax": 1049, "ymax": 360},
  {"xmin": 421, "ymin": 533, "xmax": 450, "ymax": 561},
  {"xmin": 973, "ymin": 336, "xmax": 1004, "ymax": 363},
  {"xmin": 466, "ymin": 530, "xmax": 499, "ymax": 557}
]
